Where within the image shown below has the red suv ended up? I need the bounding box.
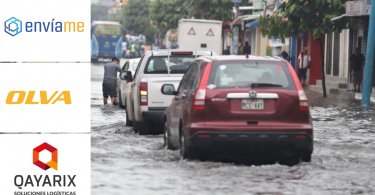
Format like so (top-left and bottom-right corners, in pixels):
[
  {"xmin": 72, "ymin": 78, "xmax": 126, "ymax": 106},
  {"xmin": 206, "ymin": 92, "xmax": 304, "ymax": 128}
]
[{"xmin": 161, "ymin": 56, "xmax": 313, "ymax": 165}]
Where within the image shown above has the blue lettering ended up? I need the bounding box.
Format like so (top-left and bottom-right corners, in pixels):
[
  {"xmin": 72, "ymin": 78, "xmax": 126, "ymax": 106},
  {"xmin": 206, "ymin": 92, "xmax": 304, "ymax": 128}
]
[
  {"xmin": 43, "ymin": 22, "xmax": 50, "ymax": 32},
  {"xmin": 55, "ymin": 22, "xmax": 62, "ymax": 32},
  {"xmin": 34, "ymin": 22, "xmax": 41, "ymax": 32},
  {"xmin": 26, "ymin": 22, "xmax": 32, "ymax": 32},
  {"xmin": 52, "ymin": 19, "xmax": 55, "ymax": 32}
]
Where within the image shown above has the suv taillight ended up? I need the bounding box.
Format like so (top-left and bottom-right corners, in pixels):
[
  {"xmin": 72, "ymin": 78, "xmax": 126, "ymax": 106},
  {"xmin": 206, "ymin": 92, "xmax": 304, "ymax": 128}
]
[
  {"xmin": 140, "ymin": 82, "xmax": 148, "ymax": 106},
  {"xmin": 298, "ymin": 90, "xmax": 309, "ymax": 110},
  {"xmin": 192, "ymin": 89, "xmax": 206, "ymax": 110},
  {"xmin": 286, "ymin": 62, "xmax": 309, "ymax": 111},
  {"xmin": 192, "ymin": 62, "xmax": 212, "ymax": 110}
]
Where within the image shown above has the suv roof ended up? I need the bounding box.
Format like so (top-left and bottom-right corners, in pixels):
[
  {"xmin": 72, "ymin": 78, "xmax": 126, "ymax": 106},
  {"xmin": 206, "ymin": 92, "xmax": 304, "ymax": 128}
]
[
  {"xmin": 198, "ymin": 55, "xmax": 284, "ymax": 62},
  {"xmin": 147, "ymin": 49, "xmax": 216, "ymax": 57}
]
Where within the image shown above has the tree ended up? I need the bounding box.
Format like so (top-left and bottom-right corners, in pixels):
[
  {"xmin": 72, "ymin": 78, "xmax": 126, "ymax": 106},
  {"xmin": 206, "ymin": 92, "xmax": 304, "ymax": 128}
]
[
  {"xmin": 150, "ymin": 0, "xmax": 234, "ymax": 34},
  {"xmin": 259, "ymin": 0, "xmax": 351, "ymax": 97},
  {"xmin": 113, "ymin": 0, "xmax": 157, "ymax": 44}
]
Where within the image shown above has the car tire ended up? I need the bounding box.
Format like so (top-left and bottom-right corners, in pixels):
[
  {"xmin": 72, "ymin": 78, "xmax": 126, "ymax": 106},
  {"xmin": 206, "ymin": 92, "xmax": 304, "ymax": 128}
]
[
  {"xmin": 125, "ymin": 108, "xmax": 133, "ymax": 127},
  {"xmin": 118, "ymin": 92, "xmax": 125, "ymax": 109},
  {"xmin": 135, "ymin": 122, "xmax": 150, "ymax": 135},
  {"xmin": 180, "ymin": 130, "xmax": 194, "ymax": 159},
  {"xmin": 300, "ymin": 150, "xmax": 312, "ymax": 162},
  {"xmin": 163, "ymin": 120, "xmax": 175, "ymax": 150},
  {"xmin": 278, "ymin": 148, "xmax": 300, "ymax": 166}
]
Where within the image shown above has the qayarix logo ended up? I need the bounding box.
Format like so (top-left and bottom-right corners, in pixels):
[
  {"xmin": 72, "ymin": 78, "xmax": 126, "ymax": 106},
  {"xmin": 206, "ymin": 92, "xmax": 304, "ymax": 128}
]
[
  {"xmin": 4, "ymin": 17, "xmax": 85, "ymax": 37},
  {"xmin": 13, "ymin": 142, "xmax": 77, "ymax": 192},
  {"xmin": 33, "ymin": 142, "xmax": 58, "ymax": 171},
  {"xmin": 5, "ymin": 17, "xmax": 22, "ymax": 36}
]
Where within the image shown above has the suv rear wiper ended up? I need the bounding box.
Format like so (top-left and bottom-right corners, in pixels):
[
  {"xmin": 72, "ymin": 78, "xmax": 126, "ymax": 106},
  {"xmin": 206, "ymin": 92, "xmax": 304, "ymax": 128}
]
[{"xmin": 251, "ymin": 83, "xmax": 283, "ymax": 88}]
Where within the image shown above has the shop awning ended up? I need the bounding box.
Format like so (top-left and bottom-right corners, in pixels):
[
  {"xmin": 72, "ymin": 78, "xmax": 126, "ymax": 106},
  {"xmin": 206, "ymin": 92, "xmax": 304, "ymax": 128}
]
[
  {"xmin": 331, "ymin": 14, "xmax": 369, "ymax": 21},
  {"xmin": 331, "ymin": 14, "xmax": 347, "ymax": 21},
  {"xmin": 230, "ymin": 17, "xmax": 243, "ymax": 26},
  {"xmin": 246, "ymin": 20, "xmax": 259, "ymax": 28}
]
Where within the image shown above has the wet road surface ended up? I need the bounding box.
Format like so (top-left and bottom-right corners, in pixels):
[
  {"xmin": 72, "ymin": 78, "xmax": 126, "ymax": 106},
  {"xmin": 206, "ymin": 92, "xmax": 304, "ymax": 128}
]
[{"xmin": 91, "ymin": 61, "xmax": 375, "ymax": 195}]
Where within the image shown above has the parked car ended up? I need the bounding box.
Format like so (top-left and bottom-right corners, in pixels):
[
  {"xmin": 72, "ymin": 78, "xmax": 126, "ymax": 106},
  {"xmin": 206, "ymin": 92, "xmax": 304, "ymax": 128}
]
[
  {"xmin": 120, "ymin": 50, "xmax": 216, "ymax": 135},
  {"xmin": 161, "ymin": 55, "xmax": 313, "ymax": 165},
  {"xmin": 117, "ymin": 58, "xmax": 141, "ymax": 109}
]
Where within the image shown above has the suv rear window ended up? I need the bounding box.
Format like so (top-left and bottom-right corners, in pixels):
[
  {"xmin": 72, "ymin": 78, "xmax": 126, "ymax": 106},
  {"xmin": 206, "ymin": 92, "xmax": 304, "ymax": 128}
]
[
  {"xmin": 208, "ymin": 61, "xmax": 295, "ymax": 90},
  {"xmin": 144, "ymin": 56, "xmax": 195, "ymax": 74}
]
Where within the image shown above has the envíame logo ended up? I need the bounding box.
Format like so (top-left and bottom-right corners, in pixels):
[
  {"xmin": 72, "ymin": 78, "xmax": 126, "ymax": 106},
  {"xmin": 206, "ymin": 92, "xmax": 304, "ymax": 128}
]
[
  {"xmin": 5, "ymin": 91, "xmax": 72, "ymax": 104},
  {"xmin": 4, "ymin": 17, "xmax": 85, "ymax": 37},
  {"xmin": 5, "ymin": 17, "xmax": 22, "ymax": 36},
  {"xmin": 33, "ymin": 142, "xmax": 58, "ymax": 171}
]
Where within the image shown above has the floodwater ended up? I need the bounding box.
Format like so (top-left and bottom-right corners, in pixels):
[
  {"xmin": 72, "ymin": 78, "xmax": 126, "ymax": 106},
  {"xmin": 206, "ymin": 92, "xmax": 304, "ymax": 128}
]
[{"xmin": 91, "ymin": 62, "xmax": 375, "ymax": 195}]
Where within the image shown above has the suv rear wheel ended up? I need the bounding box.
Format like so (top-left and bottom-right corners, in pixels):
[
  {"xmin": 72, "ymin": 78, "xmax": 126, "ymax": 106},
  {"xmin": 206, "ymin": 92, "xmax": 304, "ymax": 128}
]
[
  {"xmin": 135, "ymin": 122, "xmax": 150, "ymax": 135},
  {"xmin": 179, "ymin": 129, "xmax": 195, "ymax": 159},
  {"xmin": 278, "ymin": 148, "xmax": 301, "ymax": 166}
]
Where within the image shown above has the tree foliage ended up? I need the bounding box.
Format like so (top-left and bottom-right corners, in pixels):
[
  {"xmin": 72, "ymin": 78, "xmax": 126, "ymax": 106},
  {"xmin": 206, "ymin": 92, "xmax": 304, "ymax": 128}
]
[
  {"xmin": 259, "ymin": 0, "xmax": 350, "ymax": 41},
  {"xmin": 259, "ymin": 0, "xmax": 352, "ymax": 98},
  {"xmin": 114, "ymin": 0, "xmax": 157, "ymax": 44},
  {"xmin": 150, "ymin": 0, "xmax": 234, "ymax": 34}
]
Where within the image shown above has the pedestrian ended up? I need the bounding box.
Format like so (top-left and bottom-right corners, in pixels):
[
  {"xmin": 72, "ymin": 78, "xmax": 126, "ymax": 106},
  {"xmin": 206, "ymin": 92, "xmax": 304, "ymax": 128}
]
[
  {"xmin": 297, "ymin": 47, "xmax": 311, "ymax": 86},
  {"xmin": 130, "ymin": 43, "xmax": 136, "ymax": 58},
  {"xmin": 223, "ymin": 46, "xmax": 231, "ymax": 55},
  {"xmin": 238, "ymin": 39, "xmax": 243, "ymax": 55},
  {"xmin": 121, "ymin": 41, "xmax": 127, "ymax": 58},
  {"xmin": 243, "ymin": 41, "xmax": 251, "ymax": 56},
  {"xmin": 103, "ymin": 57, "xmax": 122, "ymax": 105},
  {"xmin": 350, "ymin": 48, "xmax": 365, "ymax": 92}
]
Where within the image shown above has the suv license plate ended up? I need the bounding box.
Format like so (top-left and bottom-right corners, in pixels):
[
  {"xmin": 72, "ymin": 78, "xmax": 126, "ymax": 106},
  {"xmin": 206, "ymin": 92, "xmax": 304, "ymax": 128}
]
[{"xmin": 242, "ymin": 99, "xmax": 264, "ymax": 110}]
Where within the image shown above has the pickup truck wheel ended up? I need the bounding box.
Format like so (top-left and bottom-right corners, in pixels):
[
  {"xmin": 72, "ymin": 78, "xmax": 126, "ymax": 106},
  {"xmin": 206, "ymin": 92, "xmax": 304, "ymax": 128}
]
[
  {"xmin": 125, "ymin": 108, "xmax": 133, "ymax": 127},
  {"xmin": 118, "ymin": 92, "xmax": 125, "ymax": 109},
  {"xmin": 136, "ymin": 122, "xmax": 150, "ymax": 135},
  {"xmin": 163, "ymin": 120, "xmax": 174, "ymax": 150}
]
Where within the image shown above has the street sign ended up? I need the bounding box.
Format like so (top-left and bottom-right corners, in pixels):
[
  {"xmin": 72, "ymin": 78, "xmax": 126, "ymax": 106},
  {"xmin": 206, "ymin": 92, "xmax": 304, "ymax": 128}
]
[
  {"xmin": 346, "ymin": 1, "xmax": 369, "ymax": 16},
  {"xmin": 188, "ymin": 27, "xmax": 196, "ymax": 35},
  {"xmin": 233, "ymin": 0, "xmax": 242, "ymax": 3}
]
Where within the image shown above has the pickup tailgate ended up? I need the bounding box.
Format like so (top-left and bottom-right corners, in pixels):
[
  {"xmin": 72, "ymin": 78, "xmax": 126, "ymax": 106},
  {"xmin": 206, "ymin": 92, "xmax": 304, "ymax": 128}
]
[{"xmin": 147, "ymin": 77, "xmax": 182, "ymax": 107}]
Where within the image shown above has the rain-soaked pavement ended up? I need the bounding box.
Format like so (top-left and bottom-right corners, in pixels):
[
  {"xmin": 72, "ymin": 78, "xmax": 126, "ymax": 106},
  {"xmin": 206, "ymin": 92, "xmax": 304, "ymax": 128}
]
[{"xmin": 91, "ymin": 61, "xmax": 375, "ymax": 195}]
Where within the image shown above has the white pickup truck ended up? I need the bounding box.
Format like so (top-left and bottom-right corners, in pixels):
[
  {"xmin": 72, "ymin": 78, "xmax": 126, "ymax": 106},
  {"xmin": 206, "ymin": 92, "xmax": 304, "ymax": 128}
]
[{"xmin": 120, "ymin": 50, "xmax": 215, "ymax": 135}]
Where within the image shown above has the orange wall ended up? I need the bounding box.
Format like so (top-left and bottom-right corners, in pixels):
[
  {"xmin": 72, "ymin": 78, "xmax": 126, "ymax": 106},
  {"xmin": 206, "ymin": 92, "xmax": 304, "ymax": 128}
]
[{"xmin": 308, "ymin": 35, "xmax": 324, "ymax": 85}]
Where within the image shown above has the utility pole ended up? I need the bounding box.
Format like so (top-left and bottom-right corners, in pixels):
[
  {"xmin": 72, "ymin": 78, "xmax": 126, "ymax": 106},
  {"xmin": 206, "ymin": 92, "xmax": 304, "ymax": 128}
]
[{"xmin": 361, "ymin": 0, "xmax": 375, "ymax": 108}]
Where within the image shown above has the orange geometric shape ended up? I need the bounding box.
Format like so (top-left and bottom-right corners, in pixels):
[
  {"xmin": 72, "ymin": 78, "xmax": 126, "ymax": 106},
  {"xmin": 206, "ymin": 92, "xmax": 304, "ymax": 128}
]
[{"xmin": 33, "ymin": 142, "xmax": 58, "ymax": 171}]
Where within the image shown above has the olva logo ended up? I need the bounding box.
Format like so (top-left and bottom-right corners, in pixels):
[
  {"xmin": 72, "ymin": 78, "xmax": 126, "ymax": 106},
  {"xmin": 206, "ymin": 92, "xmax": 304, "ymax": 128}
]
[
  {"xmin": 5, "ymin": 17, "xmax": 22, "ymax": 36},
  {"xmin": 33, "ymin": 142, "xmax": 58, "ymax": 171},
  {"xmin": 4, "ymin": 17, "xmax": 85, "ymax": 37},
  {"xmin": 5, "ymin": 91, "xmax": 72, "ymax": 104}
]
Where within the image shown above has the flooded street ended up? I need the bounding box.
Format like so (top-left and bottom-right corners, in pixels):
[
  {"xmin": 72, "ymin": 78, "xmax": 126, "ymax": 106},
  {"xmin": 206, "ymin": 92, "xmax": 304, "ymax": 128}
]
[{"xmin": 91, "ymin": 62, "xmax": 375, "ymax": 195}]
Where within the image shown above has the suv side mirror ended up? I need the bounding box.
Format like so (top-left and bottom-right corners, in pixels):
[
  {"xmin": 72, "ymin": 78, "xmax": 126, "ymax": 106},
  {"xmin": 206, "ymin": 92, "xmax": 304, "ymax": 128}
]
[
  {"xmin": 161, "ymin": 84, "xmax": 177, "ymax": 95},
  {"xmin": 120, "ymin": 71, "xmax": 132, "ymax": 81}
]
